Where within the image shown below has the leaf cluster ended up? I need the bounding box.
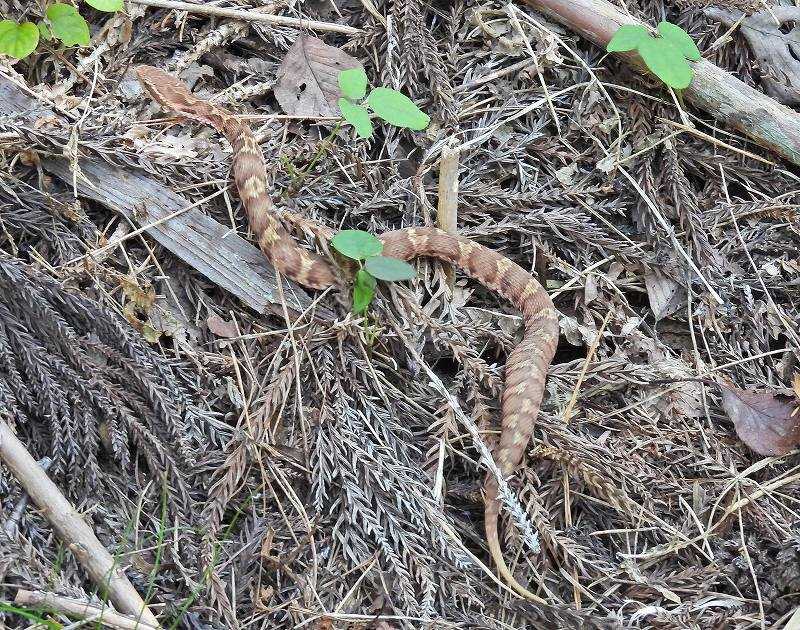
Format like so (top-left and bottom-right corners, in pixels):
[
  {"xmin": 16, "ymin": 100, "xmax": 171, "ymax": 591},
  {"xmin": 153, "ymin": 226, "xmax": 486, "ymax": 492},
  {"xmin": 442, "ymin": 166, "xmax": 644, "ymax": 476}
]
[
  {"xmin": 607, "ymin": 21, "xmax": 701, "ymax": 89},
  {"xmin": 337, "ymin": 68, "xmax": 430, "ymax": 139},
  {"xmin": 0, "ymin": 0, "xmax": 121, "ymax": 60},
  {"xmin": 330, "ymin": 230, "xmax": 416, "ymax": 314}
]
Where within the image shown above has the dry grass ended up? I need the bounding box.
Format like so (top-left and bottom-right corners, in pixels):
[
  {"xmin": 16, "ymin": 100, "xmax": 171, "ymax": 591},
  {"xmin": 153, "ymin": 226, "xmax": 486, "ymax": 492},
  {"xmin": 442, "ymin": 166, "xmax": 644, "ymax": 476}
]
[{"xmin": 1, "ymin": 0, "xmax": 799, "ymax": 628}]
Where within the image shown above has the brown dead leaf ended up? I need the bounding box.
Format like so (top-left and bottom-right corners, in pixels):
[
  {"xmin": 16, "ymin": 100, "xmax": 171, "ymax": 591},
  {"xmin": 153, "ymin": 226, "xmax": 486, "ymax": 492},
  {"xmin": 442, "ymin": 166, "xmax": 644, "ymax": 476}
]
[
  {"xmin": 120, "ymin": 276, "xmax": 155, "ymax": 311},
  {"xmin": 274, "ymin": 35, "xmax": 363, "ymax": 117},
  {"xmin": 207, "ymin": 315, "xmax": 239, "ymax": 339},
  {"xmin": 719, "ymin": 383, "xmax": 800, "ymax": 456},
  {"xmin": 705, "ymin": 7, "xmax": 800, "ymax": 105},
  {"xmin": 644, "ymin": 269, "xmax": 686, "ymax": 321}
]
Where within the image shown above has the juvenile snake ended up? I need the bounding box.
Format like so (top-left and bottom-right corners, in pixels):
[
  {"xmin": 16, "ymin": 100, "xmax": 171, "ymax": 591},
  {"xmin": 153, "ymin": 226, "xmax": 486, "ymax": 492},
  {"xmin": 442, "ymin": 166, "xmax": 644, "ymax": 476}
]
[{"xmin": 136, "ymin": 65, "xmax": 559, "ymax": 602}]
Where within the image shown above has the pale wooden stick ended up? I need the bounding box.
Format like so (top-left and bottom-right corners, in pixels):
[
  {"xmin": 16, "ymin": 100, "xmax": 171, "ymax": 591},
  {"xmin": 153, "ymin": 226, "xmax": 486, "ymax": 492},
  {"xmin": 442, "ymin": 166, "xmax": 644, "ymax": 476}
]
[
  {"xmin": 128, "ymin": 0, "xmax": 361, "ymax": 35},
  {"xmin": 0, "ymin": 420, "xmax": 160, "ymax": 627},
  {"xmin": 14, "ymin": 590, "xmax": 160, "ymax": 630},
  {"xmin": 436, "ymin": 139, "xmax": 461, "ymax": 287}
]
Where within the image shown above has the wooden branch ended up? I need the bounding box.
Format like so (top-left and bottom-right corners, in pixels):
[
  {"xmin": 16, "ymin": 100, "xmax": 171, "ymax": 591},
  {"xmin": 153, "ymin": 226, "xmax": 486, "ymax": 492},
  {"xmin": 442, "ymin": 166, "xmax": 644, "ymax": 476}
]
[
  {"xmin": 128, "ymin": 0, "xmax": 361, "ymax": 35},
  {"xmin": 0, "ymin": 420, "xmax": 160, "ymax": 627},
  {"xmin": 520, "ymin": 0, "xmax": 800, "ymax": 166},
  {"xmin": 15, "ymin": 590, "xmax": 160, "ymax": 630},
  {"xmin": 0, "ymin": 75, "xmax": 327, "ymax": 320},
  {"xmin": 436, "ymin": 139, "xmax": 461, "ymax": 288}
]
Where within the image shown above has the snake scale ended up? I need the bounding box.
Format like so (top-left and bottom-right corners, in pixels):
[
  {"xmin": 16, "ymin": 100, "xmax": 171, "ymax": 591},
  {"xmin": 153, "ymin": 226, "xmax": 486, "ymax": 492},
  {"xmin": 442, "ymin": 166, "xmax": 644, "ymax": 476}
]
[{"xmin": 136, "ymin": 65, "xmax": 559, "ymax": 602}]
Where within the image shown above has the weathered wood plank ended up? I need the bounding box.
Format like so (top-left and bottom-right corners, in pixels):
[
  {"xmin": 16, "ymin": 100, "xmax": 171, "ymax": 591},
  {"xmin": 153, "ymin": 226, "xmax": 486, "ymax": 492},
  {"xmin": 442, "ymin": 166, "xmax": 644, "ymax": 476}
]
[{"xmin": 0, "ymin": 74, "xmax": 322, "ymax": 318}]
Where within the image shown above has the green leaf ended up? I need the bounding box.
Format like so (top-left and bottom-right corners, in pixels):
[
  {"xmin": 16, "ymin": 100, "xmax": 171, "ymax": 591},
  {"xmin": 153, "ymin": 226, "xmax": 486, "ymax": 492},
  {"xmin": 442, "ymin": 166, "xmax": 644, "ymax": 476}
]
[
  {"xmin": 37, "ymin": 21, "xmax": 52, "ymax": 42},
  {"xmin": 0, "ymin": 21, "xmax": 39, "ymax": 59},
  {"xmin": 339, "ymin": 98, "xmax": 373, "ymax": 138},
  {"xmin": 367, "ymin": 87, "xmax": 430, "ymax": 131},
  {"xmin": 606, "ymin": 24, "xmax": 649, "ymax": 52},
  {"xmin": 331, "ymin": 230, "xmax": 383, "ymax": 260},
  {"xmin": 352, "ymin": 269, "xmax": 376, "ymax": 314},
  {"xmin": 46, "ymin": 3, "xmax": 90, "ymax": 47},
  {"xmin": 364, "ymin": 255, "xmax": 416, "ymax": 282},
  {"xmin": 638, "ymin": 38, "xmax": 693, "ymax": 89},
  {"xmin": 338, "ymin": 67, "xmax": 367, "ymax": 101},
  {"xmin": 657, "ymin": 21, "xmax": 701, "ymax": 61},
  {"xmin": 85, "ymin": 0, "xmax": 124, "ymax": 10}
]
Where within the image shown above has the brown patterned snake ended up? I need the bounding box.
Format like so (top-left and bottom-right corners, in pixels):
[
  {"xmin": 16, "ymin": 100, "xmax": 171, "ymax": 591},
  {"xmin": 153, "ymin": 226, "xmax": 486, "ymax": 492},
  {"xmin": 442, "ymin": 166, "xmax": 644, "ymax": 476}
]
[{"xmin": 136, "ymin": 65, "xmax": 559, "ymax": 602}]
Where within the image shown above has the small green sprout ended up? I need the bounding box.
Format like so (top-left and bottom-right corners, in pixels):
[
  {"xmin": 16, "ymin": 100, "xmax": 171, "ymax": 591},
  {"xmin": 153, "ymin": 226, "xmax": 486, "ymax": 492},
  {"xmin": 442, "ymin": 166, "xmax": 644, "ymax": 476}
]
[
  {"xmin": 607, "ymin": 21, "xmax": 701, "ymax": 89},
  {"xmin": 337, "ymin": 67, "xmax": 431, "ymax": 139},
  {"xmin": 0, "ymin": 1, "xmax": 121, "ymax": 60},
  {"xmin": 331, "ymin": 229, "xmax": 416, "ymax": 314}
]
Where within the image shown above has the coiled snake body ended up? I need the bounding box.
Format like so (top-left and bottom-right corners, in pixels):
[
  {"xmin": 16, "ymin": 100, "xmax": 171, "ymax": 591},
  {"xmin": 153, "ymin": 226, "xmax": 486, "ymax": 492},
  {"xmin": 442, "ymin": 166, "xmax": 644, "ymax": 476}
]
[{"xmin": 136, "ymin": 66, "xmax": 558, "ymax": 602}]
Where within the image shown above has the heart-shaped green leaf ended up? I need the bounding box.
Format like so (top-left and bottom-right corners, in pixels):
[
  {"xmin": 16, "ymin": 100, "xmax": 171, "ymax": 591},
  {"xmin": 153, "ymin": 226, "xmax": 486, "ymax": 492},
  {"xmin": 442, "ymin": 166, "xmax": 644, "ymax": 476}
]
[
  {"xmin": 367, "ymin": 87, "xmax": 430, "ymax": 131},
  {"xmin": 657, "ymin": 21, "xmax": 701, "ymax": 61},
  {"xmin": 339, "ymin": 98, "xmax": 372, "ymax": 138},
  {"xmin": 338, "ymin": 67, "xmax": 367, "ymax": 101},
  {"xmin": 47, "ymin": 3, "xmax": 90, "ymax": 47},
  {"xmin": 352, "ymin": 269, "xmax": 376, "ymax": 314},
  {"xmin": 364, "ymin": 255, "xmax": 416, "ymax": 282},
  {"xmin": 606, "ymin": 24, "xmax": 649, "ymax": 52},
  {"xmin": 638, "ymin": 38, "xmax": 693, "ymax": 89},
  {"xmin": 37, "ymin": 21, "xmax": 52, "ymax": 42},
  {"xmin": 85, "ymin": 0, "xmax": 124, "ymax": 10},
  {"xmin": 331, "ymin": 230, "xmax": 383, "ymax": 260},
  {"xmin": 0, "ymin": 21, "xmax": 39, "ymax": 59}
]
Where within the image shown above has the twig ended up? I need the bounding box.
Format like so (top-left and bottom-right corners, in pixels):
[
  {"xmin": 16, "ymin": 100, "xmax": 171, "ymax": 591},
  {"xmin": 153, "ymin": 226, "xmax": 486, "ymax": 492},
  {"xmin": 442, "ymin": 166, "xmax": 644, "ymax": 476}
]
[
  {"xmin": 659, "ymin": 118, "xmax": 776, "ymax": 166},
  {"xmin": 436, "ymin": 139, "xmax": 461, "ymax": 287},
  {"xmin": 456, "ymin": 58, "xmax": 537, "ymax": 92},
  {"xmin": 562, "ymin": 310, "xmax": 612, "ymax": 424},
  {"xmin": 128, "ymin": 0, "xmax": 362, "ymax": 35},
  {"xmin": 14, "ymin": 589, "xmax": 156, "ymax": 630},
  {"xmin": 0, "ymin": 419, "xmax": 160, "ymax": 627},
  {"xmin": 14, "ymin": 590, "xmax": 160, "ymax": 630}
]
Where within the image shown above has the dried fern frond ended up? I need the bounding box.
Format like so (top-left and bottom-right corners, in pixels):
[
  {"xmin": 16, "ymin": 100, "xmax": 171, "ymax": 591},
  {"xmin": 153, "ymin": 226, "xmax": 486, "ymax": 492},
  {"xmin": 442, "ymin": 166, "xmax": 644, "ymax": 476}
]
[{"xmin": 0, "ymin": 255, "xmax": 209, "ymax": 520}]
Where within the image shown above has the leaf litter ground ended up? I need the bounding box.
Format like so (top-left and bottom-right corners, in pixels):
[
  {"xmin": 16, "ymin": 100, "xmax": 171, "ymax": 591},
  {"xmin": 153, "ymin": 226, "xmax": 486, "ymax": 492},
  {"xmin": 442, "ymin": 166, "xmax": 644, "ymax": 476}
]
[{"xmin": 1, "ymin": 0, "xmax": 800, "ymax": 628}]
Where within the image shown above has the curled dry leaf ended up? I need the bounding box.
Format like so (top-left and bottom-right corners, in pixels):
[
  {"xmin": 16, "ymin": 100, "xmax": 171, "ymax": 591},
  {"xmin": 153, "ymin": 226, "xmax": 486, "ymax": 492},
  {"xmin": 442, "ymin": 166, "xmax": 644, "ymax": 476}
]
[
  {"xmin": 274, "ymin": 35, "xmax": 363, "ymax": 118},
  {"xmin": 719, "ymin": 382, "xmax": 800, "ymax": 456}
]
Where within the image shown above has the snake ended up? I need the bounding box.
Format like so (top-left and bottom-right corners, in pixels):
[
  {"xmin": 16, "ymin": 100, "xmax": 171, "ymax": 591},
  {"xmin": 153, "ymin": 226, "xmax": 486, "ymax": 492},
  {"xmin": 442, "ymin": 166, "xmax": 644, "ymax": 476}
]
[{"xmin": 136, "ymin": 65, "xmax": 559, "ymax": 602}]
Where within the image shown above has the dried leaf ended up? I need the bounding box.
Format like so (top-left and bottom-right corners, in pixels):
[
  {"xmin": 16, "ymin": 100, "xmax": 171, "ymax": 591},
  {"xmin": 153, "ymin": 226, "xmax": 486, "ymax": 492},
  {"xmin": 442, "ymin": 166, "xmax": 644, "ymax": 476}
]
[
  {"xmin": 644, "ymin": 269, "xmax": 686, "ymax": 321},
  {"xmin": 141, "ymin": 323, "xmax": 162, "ymax": 343},
  {"xmin": 719, "ymin": 383, "xmax": 800, "ymax": 456},
  {"xmin": 274, "ymin": 35, "xmax": 363, "ymax": 117},
  {"xmin": 120, "ymin": 277, "xmax": 155, "ymax": 311},
  {"xmin": 705, "ymin": 7, "xmax": 800, "ymax": 105},
  {"xmin": 207, "ymin": 315, "xmax": 239, "ymax": 339}
]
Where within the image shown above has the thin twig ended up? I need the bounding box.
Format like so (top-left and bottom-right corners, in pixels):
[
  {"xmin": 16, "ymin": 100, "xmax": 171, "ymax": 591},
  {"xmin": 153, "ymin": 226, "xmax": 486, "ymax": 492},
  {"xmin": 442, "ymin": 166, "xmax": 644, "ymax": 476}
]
[
  {"xmin": 436, "ymin": 138, "xmax": 461, "ymax": 287},
  {"xmin": 128, "ymin": 0, "xmax": 361, "ymax": 35},
  {"xmin": 14, "ymin": 590, "xmax": 160, "ymax": 630},
  {"xmin": 0, "ymin": 419, "xmax": 160, "ymax": 627}
]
